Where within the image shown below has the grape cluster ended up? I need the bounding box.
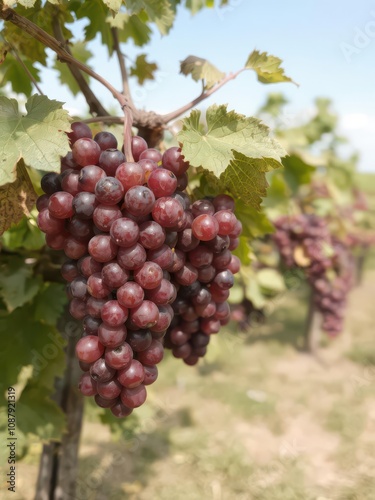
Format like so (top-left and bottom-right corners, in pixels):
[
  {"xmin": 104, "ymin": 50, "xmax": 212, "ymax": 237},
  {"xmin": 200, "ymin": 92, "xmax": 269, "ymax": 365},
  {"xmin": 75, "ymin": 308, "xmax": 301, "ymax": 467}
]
[
  {"xmin": 274, "ymin": 214, "xmax": 354, "ymax": 336},
  {"xmin": 36, "ymin": 122, "xmax": 241, "ymax": 417}
]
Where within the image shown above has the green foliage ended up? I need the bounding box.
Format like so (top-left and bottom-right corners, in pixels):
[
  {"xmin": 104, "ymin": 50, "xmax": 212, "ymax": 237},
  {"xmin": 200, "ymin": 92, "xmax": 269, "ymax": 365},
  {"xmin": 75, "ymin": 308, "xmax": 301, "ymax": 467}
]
[
  {"xmin": 130, "ymin": 54, "xmax": 158, "ymax": 84},
  {"xmin": 282, "ymin": 154, "xmax": 315, "ymax": 193},
  {"xmin": 0, "ymin": 51, "xmax": 41, "ymax": 96},
  {"xmin": 180, "ymin": 55, "xmax": 225, "ymax": 88},
  {"xmin": 245, "ymin": 50, "xmax": 296, "ymax": 85},
  {"xmin": 0, "ymin": 95, "xmax": 71, "ymax": 185},
  {"xmin": 0, "ymin": 256, "xmax": 41, "ymax": 311},
  {"xmin": 1, "ymin": 213, "xmax": 45, "ymax": 251},
  {"xmin": 54, "ymin": 41, "xmax": 93, "ymax": 96},
  {"xmin": 125, "ymin": 0, "xmax": 176, "ymax": 35},
  {"xmin": 178, "ymin": 105, "xmax": 285, "ymax": 209}
]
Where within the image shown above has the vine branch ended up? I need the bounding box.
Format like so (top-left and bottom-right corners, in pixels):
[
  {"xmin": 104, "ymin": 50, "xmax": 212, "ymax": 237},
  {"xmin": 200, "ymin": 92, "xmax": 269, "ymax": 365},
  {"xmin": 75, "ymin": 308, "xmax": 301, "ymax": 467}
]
[
  {"xmin": 111, "ymin": 27, "xmax": 135, "ymax": 110},
  {"xmin": 5, "ymin": 38, "xmax": 44, "ymax": 95}
]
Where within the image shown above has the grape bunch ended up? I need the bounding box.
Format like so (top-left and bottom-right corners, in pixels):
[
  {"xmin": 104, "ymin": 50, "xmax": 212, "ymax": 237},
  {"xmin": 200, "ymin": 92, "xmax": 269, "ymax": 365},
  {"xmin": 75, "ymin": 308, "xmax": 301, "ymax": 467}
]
[
  {"xmin": 273, "ymin": 214, "xmax": 354, "ymax": 336},
  {"xmin": 36, "ymin": 122, "xmax": 241, "ymax": 417}
]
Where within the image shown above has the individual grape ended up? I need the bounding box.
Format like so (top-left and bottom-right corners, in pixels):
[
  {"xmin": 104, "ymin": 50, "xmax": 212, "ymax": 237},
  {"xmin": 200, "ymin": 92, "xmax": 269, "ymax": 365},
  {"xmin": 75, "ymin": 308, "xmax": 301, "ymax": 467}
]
[
  {"xmin": 212, "ymin": 249, "xmax": 232, "ymax": 270},
  {"xmin": 229, "ymin": 220, "xmax": 243, "ymax": 238},
  {"xmin": 72, "ymin": 138, "xmax": 101, "ymax": 167},
  {"xmin": 61, "ymin": 260, "xmax": 79, "ymax": 282},
  {"xmin": 142, "ymin": 365, "xmax": 158, "ymax": 385},
  {"xmin": 110, "ymin": 218, "xmax": 139, "ymax": 247},
  {"xmin": 169, "ymin": 327, "xmax": 191, "ymax": 346},
  {"xmin": 101, "ymin": 261, "xmax": 129, "ymax": 288},
  {"xmin": 228, "ymin": 255, "xmax": 241, "ymax": 274},
  {"xmin": 78, "ymin": 165, "xmax": 106, "ymax": 193},
  {"xmin": 69, "ymin": 276, "xmax": 87, "ymax": 300},
  {"xmin": 152, "ymin": 197, "xmax": 184, "ymax": 228},
  {"xmin": 206, "ymin": 235, "xmax": 230, "ymax": 253},
  {"xmin": 127, "ymin": 330, "xmax": 152, "ymax": 352},
  {"xmin": 188, "ymin": 245, "xmax": 213, "ymax": 268},
  {"xmin": 73, "ymin": 192, "xmax": 98, "ymax": 219},
  {"xmin": 115, "ymin": 162, "xmax": 145, "ymax": 192},
  {"xmin": 191, "ymin": 214, "xmax": 219, "ymax": 241},
  {"xmin": 76, "ymin": 335, "xmax": 104, "ymax": 363},
  {"xmin": 37, "ymin": 209, "xmax": 66, "ymax": 235},
  {"xmin": 166, "ymin": 248, "xmax": 186, "ymax": 273},
  {"xmin": 61, "ymin": 151, "xmax": 79, "ymax": 171},
  {"xmin": 94, "ymin": 131, "xmax": 118, "ymax": 150},
  {"xmin": 130, "ymin": 300, "xmax": 159, "ymax": 329},
  {"xmin": 87, "ymin": 297, "xmax": 108, "ymax": 318},
  {"xmin": 120, "ymin": 385, "xmax": 147, "ymax": 408},
  {"xmin": 79, "ymin": 373, "xmax": 97, "ymax": 397},
  {"xmin": 95, "ymin": 177, "xmax": 124, "ymax": 205},
  {"xmin": 117, "ymin": 360, "xmax": 145, "ymax": 388},
  {"xmin": 41, "ymin": 172, "xmax": 61, "ymax": 195},
  {"xmin": 150, "ymin": 305, "xmax": 173, "ymax": 333},
  {"xmin": 90, "ymin": 358, "xmax": 116, "ymax": 383},
  {"xmin": 139, "ymin": 148, "xmax": 162, "ymax": 163},
  {"xmin": 144, "ymin": 279, "xmax": 177, "ymax": 306},
  {"xmin": 123, "ymin": 186, "xmax": 155, "ymax": 217},
  {"xmin": 98, "ymin": 323, "xmax": 127, "ymax": 347},
  {"xmin": 214, "ymin": 301, "xmax": 231, "ymax": 321},
  {"xmin": 134, "ymin": 261, "xmax": 163, "ymax": 290},
  {"xmin": 165, "ymin": 231, "xmax": 178, "ymax": 249},
  {"xmin": 195, "ymin": 300, "xmax": 216, "ymax": 318},
  {"xmin": 191, "ymin": 287, "xmax": 211, "ymax": 306},
  {"xmin": 212, "ymin": 194, "xmax": 235, "ymax": 212},
  {"xmin": 138, "ymin": 158, "xmax": 159, "ymax": 178},
  {"xmin": 36, "ymin": 194, "xmax": 50, "ymax": 212},
  {"xmin": 117, "ymin": 282, "xmax": 144, "ymax": 308},
  {"xmin": 228, "ymin": 237, "xmax": 239, "ymax": 251},
  {"xmin": 174, "ymin": 263, "xmax": 199, "ymax": 286},
  {"xmin": 101, "ymin": 300, "xmax": 128, "ymax": 327},
  {"xmin": 99, "ymin": 149, "xmax": 126, "ymax": 176},
  {"xmin": 67, "ymin": 217, "xmax": 94, "ymax": 242},
  {"xmin": 184, "ymin": 355, "xmax": 199, "ymax": 366},
  {"xmin": 131, "ymin": 136, "xmax": 148, "ymax": 161},
  {"xmin": 68, "ymin": 122, "xmax": 92, "ymax": 145},
  {"xmin": 177, "ymin": 228, "xmax": 199, "ymax": 252},
  {"xmin": 69, "ymin": 298, "xmax": 87, "ymax": 320},
  {"xmin": 105, "ymin": 342, "xmax": 133, "ymax": 370},
  {"xmin": 176, "ymin": 173, "xmax": 188, "ymax": 190},
  {"xmin": 61, "ymin": 170, "xmax": 80, "ymax": 195},
  {"xmin": 111, "ymin": 402, "xmax": 133, "ymax": 418},
  {"xmin": 147, "ymin": 168, "xmax": 177, "ymax": 198},
  {"xmin": 212, "ymin": 270, "xmax": 234, "ymax": 290},
  {"xmin": 139, "ymin": 221, "xmax": 166, "ymax": 250},
  {"xmin": 201, "ymin": 318, "xmax": 221, "ymax": 335},
  {"xmin": 46, "ymin": 232, "xmax": 67, "ymax": 251},
  {"xmin": 147, "ymin": 244, "xmax": 174, "ymax": 270},
  {"xmin": 97, "ymin": 379, "xmax": 122, "ymax": 400},
  {"xmin": 95, "ymin": 395, "xmax": 118, "ymax": 409},
  {"xmin": 162, "ymin": 147, "xmax": 189, "ymax": 176},
  {"xmin": 88, "ymin": 234, "xmax": 118, "ymax": 262},
  {"xmin": 83, "ymin": 315, "xmax": 102, "ymax": 336},
  {"xmin": 214, "ymin": 210, "xmax": 237, "ymax": 235},
  {"xmin": 87, "ymin": 272, "xmax": 111, "ymax": 299},
  {"xmin": 117, "ymin": 243, "xmax": 146, "ymax": 270},
  {"xmin": 172, "ymin": 343, "xmax": 192, "ymax": 359},
  {"xmin": 191, "ymin": 199, "xmax": 215, "ymax": 217},
  {"xmin": 48, "ymin": 192, "xmax": 74, "ymax": 219},
  {"xmin": 63, "ymin": 236, "xmax": 88, "ymax": 260},
  {"xmin": 136, "ymin": 339, "xmax": 164, "ymax": 365},
  {"xmin": 93, "ymin": 204, "xmax": 122, "ymax": 232},
  {"xmin": 78, "ymin": 255, "xmax": 102, "ymax": 278},
  {"xmin": 197, "ymin": 265, "xmax": 216, "ymax": 284}
]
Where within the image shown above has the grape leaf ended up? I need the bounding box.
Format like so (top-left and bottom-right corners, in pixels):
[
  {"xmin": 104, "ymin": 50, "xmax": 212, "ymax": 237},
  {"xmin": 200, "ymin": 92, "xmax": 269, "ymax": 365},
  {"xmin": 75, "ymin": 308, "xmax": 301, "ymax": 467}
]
[
  {"xmin": 256, "ymin": 268, "xmax": 286, "ymax": 294},
  {"xmin": 107, "ymin": 13, "xmax": 152, "ymax": 46},
  {"xmin": 125, "ymin": 0, "xmax": 176, "ymax": 34},
  {"xmin": 180, "ymin": 55, "xmax": 225, "ymax": 88},
  {"xmin": 282, "ymin": 154, "xmax": 315, "ymax": 193},
  {"xmin": 1, "ymin": 213, "xmax": 45, "ymax": 251},
  {"xmin": 185, "ymin": 0, "xmax": 214, "ymax": 14},
  {"xmin": 0, "ymin": 161, "xmax": 37, "ymax": 235},
  {"xmin": 75, "ymin": 0, "xmax": 113, "ymax": 50},
  {"xmin": 220, "ymin": 152, "xmax": 281, "ymax": 210},
  {"xmin": 34, "ymin": 283, "xmax": 67, "ymax": 326},
  {"xmin": 234, "ymin": 199, "xmax": 275, "ymax": 238},
  {"xmin": 54, "ymin": 41, "xmax": 93, "ymax": 96},
  {"xmin": 0, "ymin": 95, "xmax": 71, "ymax": 185},
  {"xmin": 0, "ymin": 257, "xmax": 41, "ymax": 311},
  {"xmin": 102, "ymin": 0, "xmax": 122, "ymax": 10},
  {"xmin": 130, "ymin": 54, "xmax": 158, "ymax": 85},
  {"xmin": 245, "ymin": 50, "xmax": 296, "ymax": 85},
  {"xmin": 0, "ymin": 52, "xmax": 41, "ymax": 97},
  {"xmin": 17, "ymin": 385, "xmax": 66, "ymax": 440}
]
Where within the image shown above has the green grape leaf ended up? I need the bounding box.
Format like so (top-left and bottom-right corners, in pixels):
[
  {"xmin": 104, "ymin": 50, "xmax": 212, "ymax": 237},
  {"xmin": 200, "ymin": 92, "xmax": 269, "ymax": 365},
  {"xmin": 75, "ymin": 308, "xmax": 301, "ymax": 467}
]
[
  {"xmin": 256, "ymin": 268, "xmax": 286, "ymax": 294},
  {"xmin": 180, "ymin": 55, "xmax": 225, "ymax": 88},
  {"xmin": 54, "ymin": 41, "xmax": 93, "ymax": 96},
  {"xmin": 125, "ymin": 0, "xmax": 176, "ymax": 35},
  {"xmin": 235, "ymin": 199, "xmax": 275, "ymax": 238},
  {"xmin": 107, "ymin": 13, "xmax": 152, "ymax": 46},
  {"xmin": 1, "ymin": 214, "xmax": 45, "ymax": 251},
  {"xmin": 185, "ymin": 0, "xmax": 214, "ymax": 14},
  {"xmin": 232, "ymin": 235, "xmax": 251, "ymax": 266},
  {"xmin": 130, "ymin": 54, "xmax": 158, "ymax": 85},
  {"xmin": 282, "ymin": 154, "xmax": 315, "ymax": 193},
  {"xmin": 0, "ymin": 53, "xmax": 41, "ymax": 97},
  {"xmin": 220, "ymin": 152, "xmax": 281, "ymax": 210},
  {"xmin": 16, "ymin": 385, "xmax": 66, "ymax": 440},
  {"xmin": 178, "ymin": 105, "xmax": 285, "ymax": 208},
  {"xmin": 0, "ymin": 95, "xmax": 71, "ymax": 185},
  {"xmin": 245, "ymin": 50, "xmax": 297, "ymax": 85},
  {"xmin": 102, "ymin": 0, "xmax": 122, "ymax": 10},
  {"xmin": 34, "ymin": 283, "xmax": 67, "ymax": 326},
  {"xmin": 0, "ymin": 161, "xmax": 37, "ymax": 235},
  {"xmin": 243, "ymin": 270, "xmax": 267, "ymax": 309},
  {"xmin": 75, "ymin": 0, "xmax": 113, "ymax": 50},
  {"xmin": 0, "ymin": 257, "xmax": 40, "ymax": 311},
  {"xmin": 258, "ymin": 92, "xmax": 288, "ymax": 117}
]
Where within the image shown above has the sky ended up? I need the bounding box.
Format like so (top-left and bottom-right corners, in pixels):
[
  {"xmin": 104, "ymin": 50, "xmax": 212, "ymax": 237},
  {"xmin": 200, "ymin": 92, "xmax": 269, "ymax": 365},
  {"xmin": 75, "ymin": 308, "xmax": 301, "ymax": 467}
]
[{"xmin": 40, "ymin": 0, "xmax": 375, "ymax": 171}]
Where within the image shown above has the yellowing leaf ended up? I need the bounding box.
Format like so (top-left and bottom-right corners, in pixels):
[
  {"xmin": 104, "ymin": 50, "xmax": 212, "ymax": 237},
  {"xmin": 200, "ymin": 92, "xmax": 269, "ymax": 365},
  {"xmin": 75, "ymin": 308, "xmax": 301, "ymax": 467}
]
[
  {"xmin": 180, "ymin": 55, "xmax": 225, "ymax": 88},
  {"xmin": 130, "ymin": 54, "xmax": 158, "ymax": 85},
  {"xmin": 0, "ymin": 162, "xmax": 37, "ymax": 235},
  {"xmin": 245, "ymin": 50, "xmax": 297, "ymax": 85},
  {"xmin": 0, "ymin": 95, "xmax": 71, "ymax": 185},
  {"xmin": 103, "ymin": 0, "xmax": 122, "ymax": 10}
]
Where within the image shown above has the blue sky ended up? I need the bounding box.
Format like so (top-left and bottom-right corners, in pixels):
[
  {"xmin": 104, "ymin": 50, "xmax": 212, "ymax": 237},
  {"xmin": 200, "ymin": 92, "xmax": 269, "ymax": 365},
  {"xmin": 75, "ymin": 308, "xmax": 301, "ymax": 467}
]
[{"xmin": 41, "ymin": 0, "xmax": 375, "ymax": 171}]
